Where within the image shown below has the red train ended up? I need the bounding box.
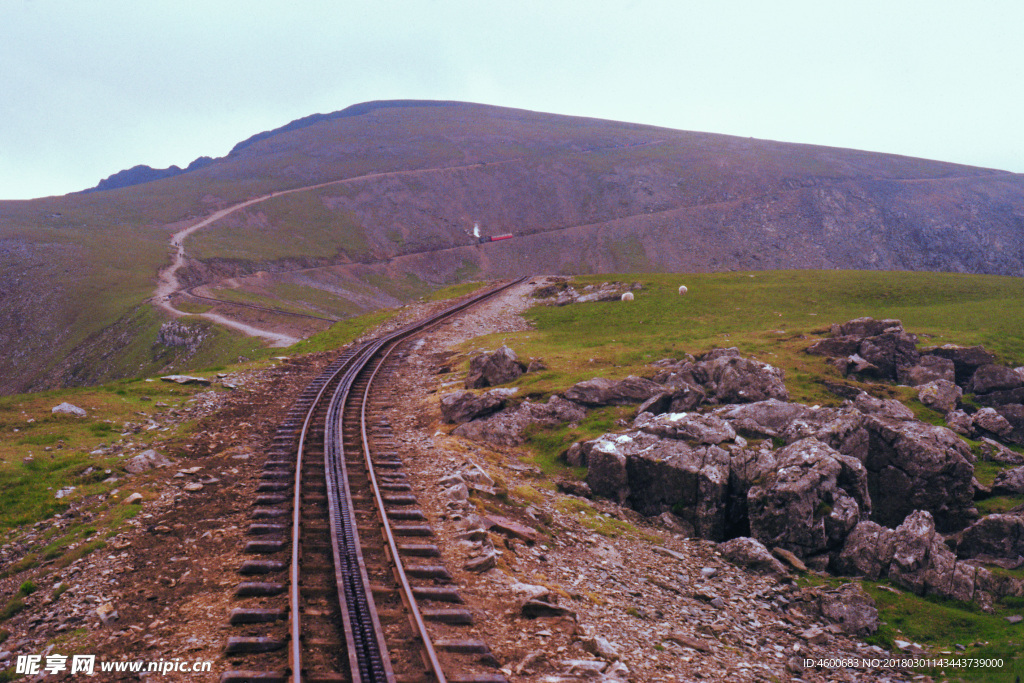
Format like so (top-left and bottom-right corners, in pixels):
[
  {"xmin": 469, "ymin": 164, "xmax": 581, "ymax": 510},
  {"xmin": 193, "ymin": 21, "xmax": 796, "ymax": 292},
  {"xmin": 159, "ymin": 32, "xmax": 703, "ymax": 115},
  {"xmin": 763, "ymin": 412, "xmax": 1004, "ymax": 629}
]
[{"xmin": 477, "ymin": 233, "xmax": 514, "ymax": 243}]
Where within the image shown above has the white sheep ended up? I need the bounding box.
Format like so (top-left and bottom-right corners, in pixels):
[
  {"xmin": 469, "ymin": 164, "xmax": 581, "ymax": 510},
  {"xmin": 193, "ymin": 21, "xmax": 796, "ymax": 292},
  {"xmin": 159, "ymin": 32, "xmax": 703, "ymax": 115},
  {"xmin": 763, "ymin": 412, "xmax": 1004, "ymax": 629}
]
[
  {"xmin": 678, "ymin": 285, "xmax": 689, "ymax": 295},
  {"xmin": 621, "ymin": 291, "xmax": 634, "ymax": 301}
]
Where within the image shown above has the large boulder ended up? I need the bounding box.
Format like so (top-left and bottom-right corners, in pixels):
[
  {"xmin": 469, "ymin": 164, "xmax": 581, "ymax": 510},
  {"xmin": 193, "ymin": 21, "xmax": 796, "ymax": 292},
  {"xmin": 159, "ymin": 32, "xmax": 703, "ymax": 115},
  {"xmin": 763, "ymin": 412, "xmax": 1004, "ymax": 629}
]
[
  {"xmin": 898, "ymin": 355, "xmax": 956, "ymax": 386},
  {"xmin": 582, "ymin": 436, "xmax": 632, "ymax": 504},
  {"xmin": 957, "ymin": 514, "xmax": 1024, "ymax": 561},
  {"xmin": 697, "ymin": 353, "xmax": 789, "ymax": 404},
  {"xmin": 126, "ymin": 449, "xmax": 172, "ymax": 474},
  {"xmin": 917, "ymin": 380, "xmax": 962, "ymax": 415},
  {"xmin": 979, "ymin": 437, "xmax": 1024, "ymax": 466},
  {"xmin": 563, "ymin": 375, "xmax": 664, "ymax": 406},
  {"xmin": 862, "ymin": 417, "xmax": 977, "ymax": 532},
  {"xmin": 51, "ymin": 402, "xmax": 87, "ymax": 417},
  {"xmin": 973, "ymin": 407, "xmax": 1014, "ymax": 438},
  {"xmin": 817, "ymin": 584, "xmax": 880, "ymax": 636},
  {"xmin": 578, "ymin": 431, "xmax": 738, "ymax": 539},
  {"xmin": 833, "ymin": 317, "xmax": 904, "ymax": 338},
  {"xmin": 857, "ymin": 331, "xmax": 920, "ymax": 380},
  {"xmin": 835, "ymin": 520, "xmax": 897, "ymax": 580},
  {"xmin": 970, "ymin": 364, "xmax": 1024, "ymax": 395},
  {"xmin": 974, "ymin": 387, "xmax": 1024, "ymax": 407},
  {"xmin": 927, "ymin": 345, "xmax": 996, "ymax": 386},
  {"xmin": 465, "ymin": 346, "xmax": 525, "ymax": 389},
  {"xmin": 718, "ymin": 537, "xmax": 787, "ymax": 574},
  {"xmin": 440, "ymin": 390, "xmax": 506, "ymax": 424},
  {"xmin": 747, "ymin": 438, "xmax": 870, "ymax": 560},
  {"xmin": 806, "ymin": 336, "xmax": 862, "ymax": 358},
  {"xmin": 852, "ymin": 392, "xmax": 915, "ymax": 421}
]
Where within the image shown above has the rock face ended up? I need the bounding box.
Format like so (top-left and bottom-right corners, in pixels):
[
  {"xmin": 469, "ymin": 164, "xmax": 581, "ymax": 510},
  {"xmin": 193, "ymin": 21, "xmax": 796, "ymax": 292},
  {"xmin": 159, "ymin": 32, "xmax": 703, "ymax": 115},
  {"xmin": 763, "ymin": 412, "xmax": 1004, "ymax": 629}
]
[
  {"xmin": 465, "ymin": 346, "xmax": 525, "ymax": 389},
  {"xmin": 838, "ymin": 511, "xmax": 995, "ymax": 608},
  {"xmin": 440, "ymin": 390, "xmax": 506, "ymax": 424},
  {"xmin": 563, "ymin": 375, "xmax": 664, "ymax": 406},
  {"xmin": 861, "ymin": 417, "xmax": 976, "ymax": 532},
  {"xmin": 898, "ymin": 355, "xmax": 956, "ymax": 386},
  {"xmin": 956, "ymin": 514, "xmax": 1024, "ymax": 561},
  {"xmin": 747, "ymin": 439, "xmax": 870, "ymax": 561}
]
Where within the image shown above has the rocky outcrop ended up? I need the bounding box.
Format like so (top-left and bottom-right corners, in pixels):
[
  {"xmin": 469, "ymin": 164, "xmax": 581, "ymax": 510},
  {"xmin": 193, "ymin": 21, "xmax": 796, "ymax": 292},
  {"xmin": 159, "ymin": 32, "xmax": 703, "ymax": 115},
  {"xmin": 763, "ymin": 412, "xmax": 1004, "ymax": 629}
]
[
  {"xmin": 537, "ymin": 281, "xmax": 642, "ymax": 306},
  {"xmin": 747, "ymin": 438, "xmax": 870, "ymax": 561},
  {"xmin": 838, "ymin": 511, "xmax": 996, "ymax": 609},
  {"xmin": 465, "ymin": 346, "xmax": 525, "ymax": 389},
  {"xmin": 452, "ymin": 395, "xmax": 585, "ymax": 446},
  {"xmin": 564, "ymin": 375, "xmax": 664, "ymax": 406}
]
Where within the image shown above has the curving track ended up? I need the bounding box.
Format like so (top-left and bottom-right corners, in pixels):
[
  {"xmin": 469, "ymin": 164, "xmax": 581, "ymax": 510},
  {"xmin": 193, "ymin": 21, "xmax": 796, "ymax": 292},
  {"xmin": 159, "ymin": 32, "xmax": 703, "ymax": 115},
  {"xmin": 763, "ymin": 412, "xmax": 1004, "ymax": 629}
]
[{"xmin": 221, "ymin": 278, "xmax": 526, "ymax": 683}]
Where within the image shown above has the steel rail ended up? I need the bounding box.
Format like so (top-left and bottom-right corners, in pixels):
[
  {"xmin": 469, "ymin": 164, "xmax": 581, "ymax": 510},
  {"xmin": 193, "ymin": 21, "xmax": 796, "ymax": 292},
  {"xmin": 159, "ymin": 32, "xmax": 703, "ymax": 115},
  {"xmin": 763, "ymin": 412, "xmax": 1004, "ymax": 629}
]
[
  {"xmin": 290, "ymin": 276, "xmax": 529, "ymax": 683},
  {"xmin": 290, "ymin": 345, "xmax": 370, "ymax": 683}
]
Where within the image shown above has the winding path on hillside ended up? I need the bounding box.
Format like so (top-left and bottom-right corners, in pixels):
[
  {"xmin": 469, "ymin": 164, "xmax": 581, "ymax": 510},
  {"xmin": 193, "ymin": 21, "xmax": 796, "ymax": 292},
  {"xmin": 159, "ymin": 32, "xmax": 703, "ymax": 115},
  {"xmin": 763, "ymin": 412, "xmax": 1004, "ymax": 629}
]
[
  {"xmin": 153, "ymin": 158, "xmax": 528, "ymax": 346},
  {"xmin": 153, "ymin": 137, "xmax": 693, "ymax": 345}
]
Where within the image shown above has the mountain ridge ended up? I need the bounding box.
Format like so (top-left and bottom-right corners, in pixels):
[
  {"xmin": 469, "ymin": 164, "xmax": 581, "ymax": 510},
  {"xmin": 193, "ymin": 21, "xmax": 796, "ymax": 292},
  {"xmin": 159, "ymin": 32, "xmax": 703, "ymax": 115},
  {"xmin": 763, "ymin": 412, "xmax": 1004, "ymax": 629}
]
[{"xmin": 1, "ymin": 99, "xmax": 1022, "ymax": 395}]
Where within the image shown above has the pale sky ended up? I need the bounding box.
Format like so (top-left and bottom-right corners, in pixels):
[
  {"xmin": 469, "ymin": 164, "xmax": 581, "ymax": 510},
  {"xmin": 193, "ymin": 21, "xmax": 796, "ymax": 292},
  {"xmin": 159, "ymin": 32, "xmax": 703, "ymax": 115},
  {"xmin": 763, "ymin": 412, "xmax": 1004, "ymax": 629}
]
[{"xmin": 3, "ymin": 0, "xmax": 1023, "ymax": 200}]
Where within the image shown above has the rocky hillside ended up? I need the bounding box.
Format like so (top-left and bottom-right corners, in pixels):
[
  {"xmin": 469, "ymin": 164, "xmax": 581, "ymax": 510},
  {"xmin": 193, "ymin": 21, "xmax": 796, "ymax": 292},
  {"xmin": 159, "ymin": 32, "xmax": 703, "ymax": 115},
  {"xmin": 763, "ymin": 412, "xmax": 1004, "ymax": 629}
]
[{"xmin": 2, "ymin": 100, "xmax": 1024, "ymax": 395}]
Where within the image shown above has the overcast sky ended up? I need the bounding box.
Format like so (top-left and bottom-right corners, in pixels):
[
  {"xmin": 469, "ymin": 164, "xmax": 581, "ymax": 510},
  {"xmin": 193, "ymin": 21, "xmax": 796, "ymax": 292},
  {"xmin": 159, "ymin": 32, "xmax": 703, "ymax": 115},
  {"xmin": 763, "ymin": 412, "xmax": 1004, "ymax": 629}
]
[{"xmin": 3, "ymin": 0, "xmax": 1023, "ymax": 200}]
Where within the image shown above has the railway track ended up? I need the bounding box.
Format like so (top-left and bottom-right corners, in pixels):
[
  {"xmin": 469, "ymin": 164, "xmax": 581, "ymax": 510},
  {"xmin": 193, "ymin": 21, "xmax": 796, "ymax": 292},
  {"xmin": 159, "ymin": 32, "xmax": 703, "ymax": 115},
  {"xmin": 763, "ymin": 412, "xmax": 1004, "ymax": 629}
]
[{"xmin": 221, "ymin": 279, "xmax": 526, "ymax": 683}]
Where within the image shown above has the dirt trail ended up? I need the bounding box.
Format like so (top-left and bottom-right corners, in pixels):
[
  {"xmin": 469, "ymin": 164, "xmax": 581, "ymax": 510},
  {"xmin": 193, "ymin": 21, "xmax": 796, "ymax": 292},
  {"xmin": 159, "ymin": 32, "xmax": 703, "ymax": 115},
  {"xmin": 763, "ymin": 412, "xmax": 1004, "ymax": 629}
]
[{"xmin": 152, "ymin": 159, "xmax": 524, "ymax": 346}]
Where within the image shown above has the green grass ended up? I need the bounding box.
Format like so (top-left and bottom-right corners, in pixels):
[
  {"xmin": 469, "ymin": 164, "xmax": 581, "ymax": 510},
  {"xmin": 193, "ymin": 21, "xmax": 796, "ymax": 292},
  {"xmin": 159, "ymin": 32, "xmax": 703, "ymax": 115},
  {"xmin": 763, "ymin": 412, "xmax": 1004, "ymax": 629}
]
[
  {"xmin": 422, "ymin": 281, "xmax": 488, "ymax": 302},
  {"xmin": 522, "ymin": 405, "xmax": 631, "ymax": 477},
  {"xmin": 555, "ymin": 497, "xmax": 659, "ymax": 541},
  {"xmin": 865, "ymin": 583, "xmax": 1024, "ymax": 682},
  {"xmin": 190, "ymin": 189, "xmax": 370, "ymax": 261},
  {"xmin": 287, "ymin": 308, "xmax": 400, "ymax": 355},
  {"xmin": 0, "ymin": 375, "xmax": 214, "ymax": 532},
  {"xmin": 463, "ymin": 271, "xmax": 1023, "ymax": 410}
]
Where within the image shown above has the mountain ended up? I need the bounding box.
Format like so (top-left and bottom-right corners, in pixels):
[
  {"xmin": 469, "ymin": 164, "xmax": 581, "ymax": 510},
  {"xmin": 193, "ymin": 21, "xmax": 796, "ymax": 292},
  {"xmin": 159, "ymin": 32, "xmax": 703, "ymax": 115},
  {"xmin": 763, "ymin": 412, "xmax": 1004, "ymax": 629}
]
[{"xmin": 1, "ymin": 100, "xmax": 1022, "ymax": 395}]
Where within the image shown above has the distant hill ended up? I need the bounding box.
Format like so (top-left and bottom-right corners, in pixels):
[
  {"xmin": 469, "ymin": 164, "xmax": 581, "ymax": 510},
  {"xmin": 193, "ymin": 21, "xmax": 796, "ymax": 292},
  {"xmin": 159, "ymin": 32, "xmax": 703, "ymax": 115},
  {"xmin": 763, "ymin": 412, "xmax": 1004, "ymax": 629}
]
[
  {"xmin": 1, "ymin": 99, "xmax": 1022, "ymax": 394},
  {"xmin": 83, "ymin": 156, "xmax": 214, "ymax": 192}
]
